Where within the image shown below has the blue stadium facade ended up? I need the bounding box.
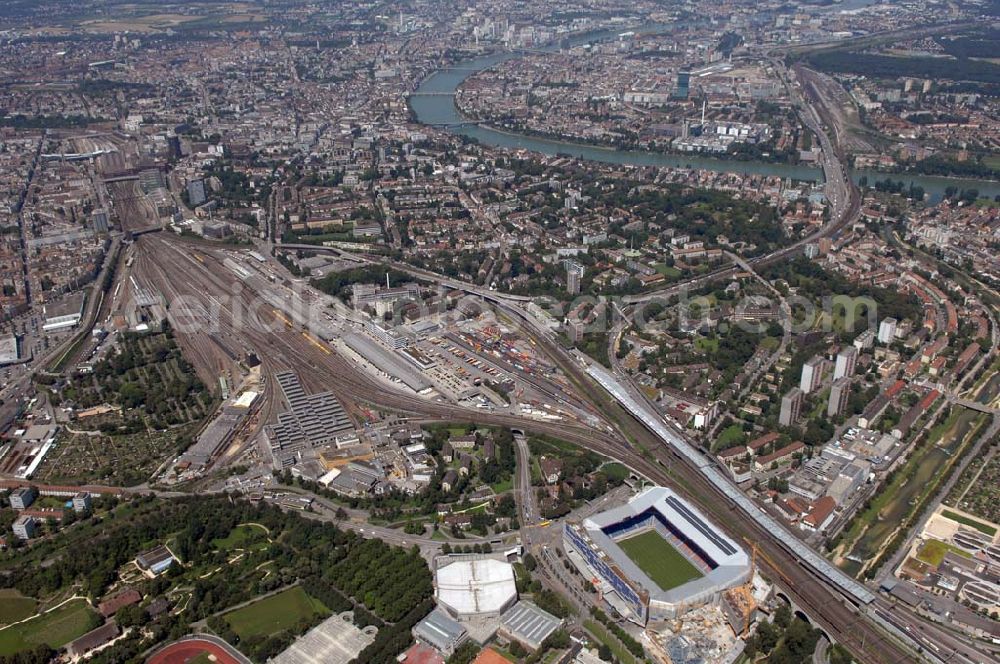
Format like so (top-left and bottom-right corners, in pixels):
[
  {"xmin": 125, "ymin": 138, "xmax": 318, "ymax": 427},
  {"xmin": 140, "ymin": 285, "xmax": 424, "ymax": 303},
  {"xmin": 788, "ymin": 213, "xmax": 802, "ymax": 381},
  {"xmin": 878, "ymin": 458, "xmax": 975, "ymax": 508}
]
[{"xmin": 563, "ymin": 486, "xmax": 751, "ymax": 625}]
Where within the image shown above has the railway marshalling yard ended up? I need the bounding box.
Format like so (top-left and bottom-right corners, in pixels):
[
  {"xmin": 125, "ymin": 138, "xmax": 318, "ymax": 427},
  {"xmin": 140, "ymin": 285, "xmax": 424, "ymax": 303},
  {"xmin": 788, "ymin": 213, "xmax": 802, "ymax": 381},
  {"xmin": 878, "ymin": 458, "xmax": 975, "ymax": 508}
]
[{"xmin": 125, "ymin": 233, "xmax": 610, "ymax": 472}]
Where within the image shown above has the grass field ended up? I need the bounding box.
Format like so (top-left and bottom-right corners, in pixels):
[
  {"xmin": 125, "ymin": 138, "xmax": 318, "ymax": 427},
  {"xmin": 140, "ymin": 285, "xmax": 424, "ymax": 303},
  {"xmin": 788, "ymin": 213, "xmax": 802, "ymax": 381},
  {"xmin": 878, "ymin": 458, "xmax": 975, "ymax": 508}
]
[
  {"xmin": 616, "ymin": 530, "xmax": 703, "ymax": 591},
  {"xmin": 652, "ymin": 263, "xmax": 681, "ymax": 278},
  {"xmin": 224, "ymin": 586, "xmax": 329, "ymax": 639},
  {"xmin": 212, "ymin": 524, "xmax": 269, "ymax": 550},
  {"xmin": 0, "ymin": 598, "xmax": 97, "ymax": 655},
  {"xmin": 916, "ymin": 539, "xmax": 973, "ymax": 567},
  {"xmin": 490, "ymin": 477, "xmax": 513, "ymax": 494},
  {"xmin": 942, "ymin": 510, "xmax": 997, "ymax": 536},
  {"xmin": 695, "ymin": 337, "xmax": 719, "ymax": 353},
  {"xmin": 713, "ymin": 425, "xmax": 745, "ymax": 452},
  {"xmin": 0, "ymin": 590, "xmax": 37, "ymax": 625}
]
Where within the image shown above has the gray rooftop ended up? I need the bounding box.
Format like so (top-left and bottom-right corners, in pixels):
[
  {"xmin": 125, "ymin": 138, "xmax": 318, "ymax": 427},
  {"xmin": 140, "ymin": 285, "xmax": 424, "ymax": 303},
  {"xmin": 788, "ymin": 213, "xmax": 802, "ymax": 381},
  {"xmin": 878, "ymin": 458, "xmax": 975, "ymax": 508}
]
[
  {"xmin": 43, "ymin": 291, "xmax": 86, "ymax": 321},
  {"xmin": 0, "ymin": 335, "xmax": 19, "ymax": 365},
  {"xmin": 344, "ymin": 333, "xmax": 431, "ymax": 392},
  {"xmin": 266, "ymin": 371, "xmax": 353, "ymax": 463},
  {"xmin": 499, "ymin": 601, "xmax": 562, "ymax": 650},
  {"xmin": 181, "ymin": 405, "xmax": 247, "ymax": 466},
  {"xmin": 413, "ymin": 608, "xmax": 467, "ymax": 652}
]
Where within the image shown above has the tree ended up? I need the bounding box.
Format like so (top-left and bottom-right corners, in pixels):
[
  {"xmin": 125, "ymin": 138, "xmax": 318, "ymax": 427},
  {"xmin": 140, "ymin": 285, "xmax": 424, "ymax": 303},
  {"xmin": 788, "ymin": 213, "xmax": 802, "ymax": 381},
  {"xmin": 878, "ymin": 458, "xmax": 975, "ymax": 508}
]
[
  {"xmin": 774, "ymin": 603, "xmax": 791, "ymax": 629},
  {"xmin": 115, "ymin": 603, "xmax": 145, "ymax": 628},
  {"xmin": 446, "ymin": 642, "xmax": 480, "ymax": 664},
  {"xmin": 829, "ymin": 643, "xmax": 854, "ymax": 664},
  {"xmin": 523, "ymin": 552, "xmax": 538, "ymax": 571},
  {"xmin": 757, "ymin": 620, "xmax": 780, "ymax": 652}
]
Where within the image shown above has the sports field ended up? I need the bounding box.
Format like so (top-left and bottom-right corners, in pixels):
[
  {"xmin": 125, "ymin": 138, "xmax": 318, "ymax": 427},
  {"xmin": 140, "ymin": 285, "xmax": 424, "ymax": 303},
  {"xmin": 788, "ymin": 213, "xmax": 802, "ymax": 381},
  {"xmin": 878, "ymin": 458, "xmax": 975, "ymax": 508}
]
[
  {"xmin": 147, "ymin": 638, "xmax": 245, "ymax": 664},
  {"xmin": 0, "ymin": 590, "xmax": 37, "ymax": 625},
  {"xmin": 616, "ymin": 530, "xmax": 703, "ymax": 591},
  {"xmin": 0, "ymin": 598, "xmax": 98, "ymax": 655},
  {"xmin": 223, "ymin": 586, "xmax": 328, "ymax": 639}
]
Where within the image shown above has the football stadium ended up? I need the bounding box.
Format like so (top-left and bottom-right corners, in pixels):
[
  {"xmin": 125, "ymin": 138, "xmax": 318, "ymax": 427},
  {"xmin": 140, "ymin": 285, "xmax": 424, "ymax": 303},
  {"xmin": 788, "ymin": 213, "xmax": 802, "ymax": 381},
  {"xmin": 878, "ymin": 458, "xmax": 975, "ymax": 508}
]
[{"xmin": 564, "ymin": 486, "xmax": 751, "ymax": 625}]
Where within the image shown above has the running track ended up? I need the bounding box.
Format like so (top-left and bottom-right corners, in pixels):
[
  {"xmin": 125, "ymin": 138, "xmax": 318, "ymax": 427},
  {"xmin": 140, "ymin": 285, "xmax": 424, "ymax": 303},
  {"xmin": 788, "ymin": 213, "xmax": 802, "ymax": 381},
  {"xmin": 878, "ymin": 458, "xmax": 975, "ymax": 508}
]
[{"xmin": 146, "ymin": 637, "xmax": 248, "ymax": 664}]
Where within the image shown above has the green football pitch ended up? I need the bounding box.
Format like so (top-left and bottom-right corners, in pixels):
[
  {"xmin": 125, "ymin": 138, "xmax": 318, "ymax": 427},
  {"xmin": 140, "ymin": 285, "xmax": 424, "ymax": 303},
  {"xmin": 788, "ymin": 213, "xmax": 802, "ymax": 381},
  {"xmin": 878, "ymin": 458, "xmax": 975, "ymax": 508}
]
[{"xmin": 616, "ymin": 530, "xmax": 704, "ymax": 591}]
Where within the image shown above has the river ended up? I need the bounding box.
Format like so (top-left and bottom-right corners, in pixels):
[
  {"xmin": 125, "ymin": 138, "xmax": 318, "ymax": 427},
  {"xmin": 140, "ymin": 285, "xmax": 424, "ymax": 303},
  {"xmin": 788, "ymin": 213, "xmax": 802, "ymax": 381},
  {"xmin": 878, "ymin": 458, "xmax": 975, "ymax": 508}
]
[{"xmin": 410, "ymin": 37, "xmax": 1000, "ymax": 203}]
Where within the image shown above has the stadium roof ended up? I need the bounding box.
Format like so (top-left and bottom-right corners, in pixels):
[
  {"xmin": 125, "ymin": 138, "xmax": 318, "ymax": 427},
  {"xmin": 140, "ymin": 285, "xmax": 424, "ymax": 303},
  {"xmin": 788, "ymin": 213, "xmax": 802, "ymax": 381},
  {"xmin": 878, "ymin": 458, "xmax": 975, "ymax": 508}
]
[
  {"xmin": 436, "ymin": 559, "xmax": 517, "ymax": 617},
  {"xmin": 582, "ymin": 486, "xmax": 751, "ymax": 606}
]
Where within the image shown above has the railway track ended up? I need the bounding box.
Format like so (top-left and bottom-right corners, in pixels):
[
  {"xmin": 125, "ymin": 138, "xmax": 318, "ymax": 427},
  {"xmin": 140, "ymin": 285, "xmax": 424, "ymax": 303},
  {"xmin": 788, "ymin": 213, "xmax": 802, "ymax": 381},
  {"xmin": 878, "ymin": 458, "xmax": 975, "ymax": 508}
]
[{"xmin": 132, "ymin": 234, "xmax": 941, "ymax": 664}]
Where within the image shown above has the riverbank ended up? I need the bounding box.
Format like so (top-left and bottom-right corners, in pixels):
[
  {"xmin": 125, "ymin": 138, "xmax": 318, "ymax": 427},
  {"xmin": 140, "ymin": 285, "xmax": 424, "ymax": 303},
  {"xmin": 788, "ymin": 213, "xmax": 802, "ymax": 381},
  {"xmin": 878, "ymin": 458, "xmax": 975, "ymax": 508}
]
[{"xmin": 410, "ymin": 46, "xmax": 1000, "ymax": 202}]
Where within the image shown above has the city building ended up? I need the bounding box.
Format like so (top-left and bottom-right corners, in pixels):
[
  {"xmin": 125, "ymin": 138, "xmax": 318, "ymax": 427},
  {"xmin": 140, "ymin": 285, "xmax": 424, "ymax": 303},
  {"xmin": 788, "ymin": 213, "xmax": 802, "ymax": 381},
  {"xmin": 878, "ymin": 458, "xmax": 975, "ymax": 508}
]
[
  {"xmin": 753, "ymin": 441, "xmax": 804, "ymax": 472},
  {"xmin": 186, "ymin": 179, "xmax": 207, "ymax": 206},
  {"xmin": 674, "ymin": 70, "xmax": 691, "ymax": 99},
  {"xmin": 92, "ymin": 209, "xmax": 110, "ymax": 233},
  {"xmin": 498, "ymin": 601, "xmax": 562, "ymax": 653},
  {"xmin": 878, "ymin": 317, "xmax": 898, "ymax": 344},
  {"xmin": 565, "ymin": 260, "xmax": 585, "ymax": 295},
  {"xmin": 9, "ymin": 485, "xmax": 38, "ymax": 510},
  {"xmin": 435, "ymin": 558, "xmax": 518, "ymax": 620},
  {"xmin": 563, "ymin": 486, "xmax": 751, "ymax": 625},
  {"xmin": 66, "ymin": 623, "xmax": 120, "ymax": 659},
  {"xmin": 264, "ymin": 371, "xmax": 354, "ymax": 467},
  {"xmin": 854, "ymin": 329, "xmax": 875, "ymax": 351},
  {"xmin": 364, "ymin": 319, "xmax": 411, "ymax": 349},
  {"xmin": 828, "ymin": 378, "xmax": 851, "ymax": 418},
  {"xmin": 98, "ymin": 589, "xmax": 142, "ymax": 618},
  {"xmin": 12, "ymin": 515, "xmax": 40, "ymax": 540},
  {"xmin": 352, "ymin": 283, "xmax": 421, "ymax": 313},
  {"xmin": 800, "ymin": 356, "xmax": 824, "ymax": 394},
  {"xmin": 202, "ymin": 220, "xmax": 231, "ymax": 239},
  {"xmin": 834, "ymin": 347, "xmax": 857, "ymax": 380},
  {"xmin": 800, "ymin": 496, "xmax": 837, "ymax": 533},
  {"xmin": 72, "ymin": 492, "xmax": 92, "ymax": 513},
  {"xmin": 136, "ymin": 545, "xmax": 176, "ymax": 576},
  {"xmin": 42, "ymin": 292, "xmax": 86, "ymax": 332},
  {"xmin": 779, "ymin": 388, "xmax": 803, "ymax": 427},
  {"xmin": 0, "ymin": 334, "xmax": 19, "ymax": 365}
]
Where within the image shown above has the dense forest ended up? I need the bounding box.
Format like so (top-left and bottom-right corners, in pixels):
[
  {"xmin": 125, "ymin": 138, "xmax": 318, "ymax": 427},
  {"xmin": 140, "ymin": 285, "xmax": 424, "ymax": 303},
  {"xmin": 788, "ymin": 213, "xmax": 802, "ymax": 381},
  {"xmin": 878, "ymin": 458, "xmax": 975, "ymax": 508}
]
[
  {"xmin": 807, "ymin": 50, "xmax": 1000, "ymax": 86},
  {"xmin": 587, "ymin": 180, "xmax": 786, "ymax": 257},
  {"xmin": 937, "ymin": 28, "xmax": 1000, "ymax": 60}
]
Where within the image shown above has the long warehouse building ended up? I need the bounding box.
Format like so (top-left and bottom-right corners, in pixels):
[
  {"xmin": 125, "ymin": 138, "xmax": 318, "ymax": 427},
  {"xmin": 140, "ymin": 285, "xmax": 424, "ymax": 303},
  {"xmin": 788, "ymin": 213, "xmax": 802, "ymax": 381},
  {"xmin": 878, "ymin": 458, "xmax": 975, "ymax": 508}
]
[{"xmin": 343, "ymin": 333, "xmax": 431, "ymax": 393}]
